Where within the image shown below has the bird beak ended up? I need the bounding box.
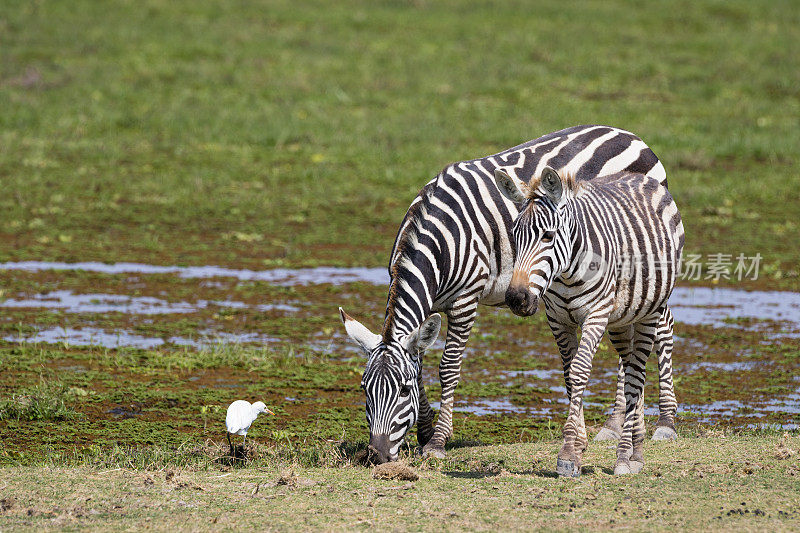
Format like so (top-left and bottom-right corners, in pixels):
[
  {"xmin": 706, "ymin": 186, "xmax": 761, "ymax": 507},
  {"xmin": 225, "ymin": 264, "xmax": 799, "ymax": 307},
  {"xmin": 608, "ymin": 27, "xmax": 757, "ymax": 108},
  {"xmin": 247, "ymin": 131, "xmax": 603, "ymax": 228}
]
[{"xmin": 265, "ymin": 408, "xmax": 274, "ymax": 415}]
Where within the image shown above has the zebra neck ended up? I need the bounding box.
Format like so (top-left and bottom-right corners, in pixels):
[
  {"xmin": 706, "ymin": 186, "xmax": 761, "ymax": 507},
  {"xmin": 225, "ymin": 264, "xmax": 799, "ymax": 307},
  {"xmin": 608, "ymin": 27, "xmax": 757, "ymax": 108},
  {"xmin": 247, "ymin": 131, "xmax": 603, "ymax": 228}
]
[
  {"xmin": 381, "ymin": 256, "xmax": 439, "ymax": 342},
  {"xmin": 562, "ymin": 208, "xmax": 588, "ymax": 280}
]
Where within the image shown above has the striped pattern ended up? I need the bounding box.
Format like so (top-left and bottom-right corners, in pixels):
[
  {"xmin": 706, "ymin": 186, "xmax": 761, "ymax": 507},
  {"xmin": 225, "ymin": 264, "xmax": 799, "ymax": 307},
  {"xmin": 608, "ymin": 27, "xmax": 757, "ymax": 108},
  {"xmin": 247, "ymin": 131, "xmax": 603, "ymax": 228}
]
[
  {"xmin": 361, "ymin": 346, "xmax": 421, "ymax": 462},
  {"xmin": 503, "ymin": 169, "xmax": 684, "ymax": 476},
  {"xmin": 343, "ymin": 125, "xmax": 676, "ymax": 463}
]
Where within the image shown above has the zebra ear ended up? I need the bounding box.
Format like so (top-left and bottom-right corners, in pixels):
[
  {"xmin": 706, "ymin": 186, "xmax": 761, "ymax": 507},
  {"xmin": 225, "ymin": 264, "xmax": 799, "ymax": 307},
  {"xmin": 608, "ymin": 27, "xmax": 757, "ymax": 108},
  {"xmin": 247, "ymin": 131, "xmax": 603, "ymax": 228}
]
[
  {"xmin": 494, "ymin": 169, "xmax": 528, "ymax": 203},
  {"xmin": 403, "ymin": 314, "xmax": 442, "ymax": 358},
  {"xmin": 540, "ymin": 166, "xmax": 563, "ymax": 204},
  {"xmin": 339, "ymin": 307, "xmax": 381, "ymax": 354}
]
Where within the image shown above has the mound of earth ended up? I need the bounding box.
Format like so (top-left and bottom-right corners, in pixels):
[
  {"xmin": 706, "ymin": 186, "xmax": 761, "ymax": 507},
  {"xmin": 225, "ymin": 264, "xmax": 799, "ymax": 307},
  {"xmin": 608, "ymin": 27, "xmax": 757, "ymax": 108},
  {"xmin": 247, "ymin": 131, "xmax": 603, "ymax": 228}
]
[{"xmin": 372, "ymin": 462, "xmax": 419, "ymax": 481}]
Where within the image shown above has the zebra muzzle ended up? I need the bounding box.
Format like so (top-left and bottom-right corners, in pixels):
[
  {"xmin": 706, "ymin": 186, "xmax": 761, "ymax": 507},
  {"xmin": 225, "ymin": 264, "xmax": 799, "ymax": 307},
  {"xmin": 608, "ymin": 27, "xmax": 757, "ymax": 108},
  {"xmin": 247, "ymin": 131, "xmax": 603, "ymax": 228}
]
[
  {"xmin": 367, "ymin": 434, "xmax": 393, "ymax": 464},
  {"xmin": 505, "ymin": 286, "xmax": 538, "ymax": 317}
]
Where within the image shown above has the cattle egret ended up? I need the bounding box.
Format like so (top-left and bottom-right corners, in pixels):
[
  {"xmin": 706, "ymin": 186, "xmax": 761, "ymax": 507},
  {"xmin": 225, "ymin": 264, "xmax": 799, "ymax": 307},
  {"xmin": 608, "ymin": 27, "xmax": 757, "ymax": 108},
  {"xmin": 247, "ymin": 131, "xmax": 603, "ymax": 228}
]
[{"xmin": 226, "ymin": 400, "xmax": 273, "ymax": 455}]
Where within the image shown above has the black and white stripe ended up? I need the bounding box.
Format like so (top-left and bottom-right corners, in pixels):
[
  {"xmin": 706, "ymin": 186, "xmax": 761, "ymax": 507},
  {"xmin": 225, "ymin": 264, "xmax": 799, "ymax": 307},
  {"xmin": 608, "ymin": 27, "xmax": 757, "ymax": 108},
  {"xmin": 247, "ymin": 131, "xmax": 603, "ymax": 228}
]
[
  {"xmin": 341, "ymin": 125, "xmax": 676, "ymax": 462},
  {"xmin": 497, "ymin": 166, "xmax": 684, "ymax": 476}
]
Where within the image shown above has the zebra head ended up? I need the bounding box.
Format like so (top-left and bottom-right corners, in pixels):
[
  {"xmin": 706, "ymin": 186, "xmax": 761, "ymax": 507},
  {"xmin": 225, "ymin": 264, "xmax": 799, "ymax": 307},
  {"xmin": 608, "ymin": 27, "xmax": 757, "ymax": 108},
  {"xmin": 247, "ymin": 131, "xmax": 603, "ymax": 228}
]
[
  {"xmin": 495, "ymin": 166, "xmax": 576, "ymax": 317},
  {"xmin": 338, "ymin": 307, "xmax": 441, "ymax": 463}
]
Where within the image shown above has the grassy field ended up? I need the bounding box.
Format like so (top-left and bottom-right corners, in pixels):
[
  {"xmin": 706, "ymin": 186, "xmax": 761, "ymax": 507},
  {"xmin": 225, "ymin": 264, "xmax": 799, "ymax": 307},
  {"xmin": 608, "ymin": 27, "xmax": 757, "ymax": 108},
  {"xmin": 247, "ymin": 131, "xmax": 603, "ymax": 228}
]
[
  {"xmin": 2, "ymin": 434, "xmax": 799, "ymax": 530},
  {"xmin": 1, "ymin": 0, "xmax": 800, "ymax": 530},
  {"xmin": 1, "ymin": 0, "xmax": 798, "ymax": 287}
]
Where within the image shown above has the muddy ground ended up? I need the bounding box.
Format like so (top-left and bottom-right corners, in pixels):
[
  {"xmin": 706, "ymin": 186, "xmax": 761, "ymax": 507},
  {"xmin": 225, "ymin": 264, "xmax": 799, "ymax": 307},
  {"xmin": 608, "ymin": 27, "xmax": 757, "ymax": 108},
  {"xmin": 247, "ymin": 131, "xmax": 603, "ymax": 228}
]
[{"xmin": 1, "ymin": 262, "xmax": 798, "ymax": 464}]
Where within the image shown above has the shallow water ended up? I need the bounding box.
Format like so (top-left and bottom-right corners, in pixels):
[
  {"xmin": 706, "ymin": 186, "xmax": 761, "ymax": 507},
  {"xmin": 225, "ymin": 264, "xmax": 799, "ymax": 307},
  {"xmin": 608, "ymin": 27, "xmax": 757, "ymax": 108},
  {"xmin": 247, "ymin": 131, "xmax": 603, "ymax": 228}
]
[
  {"xmin": 2, "ymin": 261, "xmax": 798, "ymax": 331},
  {"xmin": 1, "ymin": 260, "xmax": 798, "ymax": 435},
  {"xmin": 0, "ymin": 290, "xmax": 197, "ymax": 315},
  {"xmin": 0, "ymin": 290, "xmax": 300, "ymax": 315},
  {"xmin": 684, "ymin": 361, "xmax": 763, "ymax": 373},
  {"xmin": 0, "ymin": 261, "xmax": 389, "ymax": 286},
  {"xmin": 2, "ymin": 326, "xmax": 281, "ymax": 350},
  {"xmin": 3, "ymin": 327, "xmax": 167, "ymax": 350},
  {"xmin": 669, "ymin": 286, "xmax": 800, "ymax": 331},
  {"xmin": 431, "ymin": 391, "xmax": 800, "ymax": 424}
]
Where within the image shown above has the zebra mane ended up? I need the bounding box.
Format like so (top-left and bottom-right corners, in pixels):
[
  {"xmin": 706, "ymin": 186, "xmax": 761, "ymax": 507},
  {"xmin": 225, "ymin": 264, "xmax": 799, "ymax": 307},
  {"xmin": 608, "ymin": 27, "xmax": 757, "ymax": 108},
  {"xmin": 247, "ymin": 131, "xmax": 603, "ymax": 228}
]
[
  {"xmin": 382, "ymin": 193, "xmax": 432, "ymax": 341},
  {"xmin": 528, "ymin": 170, "xmax": 582, "ymax": 199}
]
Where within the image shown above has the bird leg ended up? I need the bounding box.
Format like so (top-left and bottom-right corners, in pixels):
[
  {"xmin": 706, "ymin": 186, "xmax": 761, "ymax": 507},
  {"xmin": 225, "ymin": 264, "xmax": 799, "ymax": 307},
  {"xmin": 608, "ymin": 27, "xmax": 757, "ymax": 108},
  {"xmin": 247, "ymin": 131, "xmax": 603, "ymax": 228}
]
[{"xmin": 227, "ymin": 432, "xmax": 234, "ymax": 457}]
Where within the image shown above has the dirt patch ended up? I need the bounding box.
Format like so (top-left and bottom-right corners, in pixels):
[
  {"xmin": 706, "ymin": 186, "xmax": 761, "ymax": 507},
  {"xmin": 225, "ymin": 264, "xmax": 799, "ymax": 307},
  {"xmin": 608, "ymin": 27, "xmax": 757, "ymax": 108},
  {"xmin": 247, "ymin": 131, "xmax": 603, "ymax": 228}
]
[
  {"xmin": 0, "ymin": 497, "xmax": 15, "ymax": 513},
  {"xmin": 276, "ymin": 467, "xmax": 315, "ymax": 488},
  {"xmin": 373, "ymin": 462, "xmax": 419, "ymax": 481}
]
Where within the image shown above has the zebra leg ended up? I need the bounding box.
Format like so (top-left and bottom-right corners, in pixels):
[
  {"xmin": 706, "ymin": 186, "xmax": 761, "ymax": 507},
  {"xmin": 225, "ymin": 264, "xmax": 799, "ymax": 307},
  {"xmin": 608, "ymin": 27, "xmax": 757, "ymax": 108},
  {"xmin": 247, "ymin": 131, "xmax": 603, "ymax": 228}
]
[
  {"xmin": 556, "ymin": 314, "xmax": 609, "ymax": 478},
  {"xmin": 548, "ymin": 320, "xmax": 587, "ymax": 453},
  {"xmin": 653, "ymin": 306, "xmax": 678, "ymax": 441},
  {"xmin": 416, "ymin": 354, "xmax": 436, "ymax": 448},
  {"xmin": 615, "ymin": 317, "xmax": 656, "ymax": 475},
  {"xmin": 596, "ymin": 326, "xmax": 634, "ymax": 441},
  {"xmin": 422, "ymin": 302, "xmax": 477, "ymax": 459}
]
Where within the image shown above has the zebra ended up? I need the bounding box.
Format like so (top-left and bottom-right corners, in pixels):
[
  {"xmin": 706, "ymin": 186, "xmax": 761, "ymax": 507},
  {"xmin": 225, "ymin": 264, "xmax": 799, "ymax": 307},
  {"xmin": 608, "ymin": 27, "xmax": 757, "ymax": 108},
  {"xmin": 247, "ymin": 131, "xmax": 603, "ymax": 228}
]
[
  {"xmin": 495, "ymin": 165, "xmax": 683, "ymax": 476},
  {"xmin": 339, "ymin": 125, "xmax": 677, "ymax": 464}
]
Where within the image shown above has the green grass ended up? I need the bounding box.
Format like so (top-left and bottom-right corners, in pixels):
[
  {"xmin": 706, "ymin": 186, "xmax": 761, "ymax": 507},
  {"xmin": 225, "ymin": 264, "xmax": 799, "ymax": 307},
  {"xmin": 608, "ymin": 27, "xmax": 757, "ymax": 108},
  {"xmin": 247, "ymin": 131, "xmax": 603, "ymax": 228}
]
[
  {"xmin": 0, "ymin": 0, "xmax": 798, "ymax": 288},
  {"xmin": 0, "ymin": 380, "xmax": 78, "ymax": 422},
  {"xmin": 1, "ymin": 1, "xmax": 799, "ymax": 528}
]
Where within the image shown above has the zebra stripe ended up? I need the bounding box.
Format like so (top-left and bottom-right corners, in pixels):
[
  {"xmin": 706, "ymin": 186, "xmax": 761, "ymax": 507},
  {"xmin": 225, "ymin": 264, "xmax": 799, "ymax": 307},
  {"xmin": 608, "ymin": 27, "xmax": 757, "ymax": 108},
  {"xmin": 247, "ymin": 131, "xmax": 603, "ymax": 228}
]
[
  {"xmin": 500, "ymin": 168, "xmax": 683, "ymax": 476},
  {"xmin": 341, "ymin": 125, "xmax": 677, "ymax": 463}
]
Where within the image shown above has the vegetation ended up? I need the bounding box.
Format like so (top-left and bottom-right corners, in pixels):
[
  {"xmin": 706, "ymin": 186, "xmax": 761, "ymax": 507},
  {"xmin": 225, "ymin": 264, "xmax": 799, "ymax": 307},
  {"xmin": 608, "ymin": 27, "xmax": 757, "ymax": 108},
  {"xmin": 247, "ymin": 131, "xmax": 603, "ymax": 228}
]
[
  {"xmin": 2, "ymin": 434, "xmax": 799, "ymax": 530},
  {"xmin": 0, "ymin": 0, "xmax": 798, "ymax": 288},
  {"xmin": 0, "ymin": 0, "xmax": 798, "ymax": 529},
  {"xmin": 0, "ymin": 380, "xmax": 78, "ymax": 422}
]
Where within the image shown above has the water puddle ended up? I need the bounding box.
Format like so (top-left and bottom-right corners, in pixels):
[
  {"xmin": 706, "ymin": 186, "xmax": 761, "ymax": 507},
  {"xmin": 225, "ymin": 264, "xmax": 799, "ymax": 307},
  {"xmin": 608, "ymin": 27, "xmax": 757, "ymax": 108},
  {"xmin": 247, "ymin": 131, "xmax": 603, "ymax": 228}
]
[
  {"xmin": 1, "ymin": 260, "xmax": 798, "ymax": 430},
  {"xmin": 4, "ymin": 327, "xmax": 167, "ymax": 349},
  {"xmin": 2, "ymin": 261, "xmax": 798, "ymax": 331},
  {"xmin": 498, "ymin": 369, "xmax": 562, "ymax": 381},
  {"xmin": 684, "ymin": 361, "xmax": 762, "ymax": 373},
  {"xmin": 681, "ymin": 389, "xmax": 800, "ymax": 425},
  {"xmin": 430, "ymin": 399, "xmax": 531, "ymax": 416},
  {"xmin": 0, "ymin": 290, "xmax": 300, "ymax": 315},
  {"xmin": 2, "ymin": 326, "xmax": 281, "ymax": 350},
  {"xmin": 424, "ymin": 394, "xmax": 800, "ymax": 426},
  {"xmin": 669, "ymin": 287, "xmax": 800, "ymax": 328},
  {"xmin": 0, "ymin": 261, "xmax": 389, "ymax": 286},
  {"xmin": 107, "ymin": 406, "xmax": 143, "ymax": 419},
  {"xmin": 1, "ymin": 290, "xmax": 196, "ymax": 315}
]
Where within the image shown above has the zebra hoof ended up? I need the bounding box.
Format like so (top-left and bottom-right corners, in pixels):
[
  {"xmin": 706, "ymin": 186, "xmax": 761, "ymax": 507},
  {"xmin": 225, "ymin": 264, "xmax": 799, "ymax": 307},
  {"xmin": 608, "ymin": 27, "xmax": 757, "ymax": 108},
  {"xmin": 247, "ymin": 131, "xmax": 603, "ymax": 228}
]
[
  {"xmin": 614, "ymin": 460, "xmax": 644, "ymax": 475},
  {"xmin": 652, "ymin": 426, "xmax": 678, "ymax": 441},
  {"xmin": 422, "ymin": 446, "xmax": 446, "ymax": 460},
  {"xmin": 614, "ymin": 462, "xmax": 631, "ymax": 475},
  {"xmin": 556, "ymin": 458, "xmax": 581, "ymax": 478},
  {"xmin": 594, "ymin": 427, "xmax": 622, "ymax": 441}
]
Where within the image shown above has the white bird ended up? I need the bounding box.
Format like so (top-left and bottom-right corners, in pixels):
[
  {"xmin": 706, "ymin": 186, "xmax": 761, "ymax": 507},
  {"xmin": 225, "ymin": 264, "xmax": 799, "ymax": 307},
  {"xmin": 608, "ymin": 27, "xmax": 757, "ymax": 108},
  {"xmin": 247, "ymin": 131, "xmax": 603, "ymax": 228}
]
[{"xmin": 226, "ymin": 400, "xmax": 273, "ymax": 455}]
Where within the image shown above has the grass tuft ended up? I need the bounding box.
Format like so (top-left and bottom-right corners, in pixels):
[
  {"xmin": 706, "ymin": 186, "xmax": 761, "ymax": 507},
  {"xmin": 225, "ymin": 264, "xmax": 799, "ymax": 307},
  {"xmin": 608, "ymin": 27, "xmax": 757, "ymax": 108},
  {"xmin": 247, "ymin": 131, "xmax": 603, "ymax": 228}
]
[{"xmin": 0, "ymin": 380, "xmax": 79, "ymax": 422}]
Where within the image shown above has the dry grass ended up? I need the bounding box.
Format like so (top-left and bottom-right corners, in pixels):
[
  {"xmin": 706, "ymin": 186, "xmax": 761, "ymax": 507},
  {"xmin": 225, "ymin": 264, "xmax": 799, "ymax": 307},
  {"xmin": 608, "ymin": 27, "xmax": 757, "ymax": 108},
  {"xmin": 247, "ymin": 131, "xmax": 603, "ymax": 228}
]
[{"xmin": 2, "ymin": 434, "xmax": 799, "ymax": 531}]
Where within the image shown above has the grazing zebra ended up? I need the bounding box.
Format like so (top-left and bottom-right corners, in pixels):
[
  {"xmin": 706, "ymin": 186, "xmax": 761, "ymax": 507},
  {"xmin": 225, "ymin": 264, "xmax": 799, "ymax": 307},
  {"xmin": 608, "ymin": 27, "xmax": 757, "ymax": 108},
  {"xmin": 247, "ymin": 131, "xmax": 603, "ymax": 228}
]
[
  {"xmin": 340, "ymin": 125, "xmax": 677, "ymax": 464},
  {"xmin": 495, "ymin": 166, "xmax": 683, "ymax": 476}
]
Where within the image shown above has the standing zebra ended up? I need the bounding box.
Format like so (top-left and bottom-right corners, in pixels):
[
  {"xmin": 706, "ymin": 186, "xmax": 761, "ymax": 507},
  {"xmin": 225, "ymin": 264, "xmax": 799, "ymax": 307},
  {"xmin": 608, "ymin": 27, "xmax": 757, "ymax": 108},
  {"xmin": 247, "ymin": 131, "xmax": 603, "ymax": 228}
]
[
  {"xmin": 496, "ymin": 166, "xmax": 683, "ymax": 476},
  {"xmin": 340, "ymin": 125, "xmax": 677, "ymax": 464}
]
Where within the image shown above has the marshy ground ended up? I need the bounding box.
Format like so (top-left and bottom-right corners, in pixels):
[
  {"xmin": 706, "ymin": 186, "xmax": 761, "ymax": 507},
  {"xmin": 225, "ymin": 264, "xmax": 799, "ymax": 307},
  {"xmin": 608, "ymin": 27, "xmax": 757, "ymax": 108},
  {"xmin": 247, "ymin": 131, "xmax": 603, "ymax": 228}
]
[
  {"xmin": 0, "ymin": 263, "xmax": 798, "ymax": 460},
  {"xmin": 1, "ymin": 0, "xmax": 799, "ymax": 529}
]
